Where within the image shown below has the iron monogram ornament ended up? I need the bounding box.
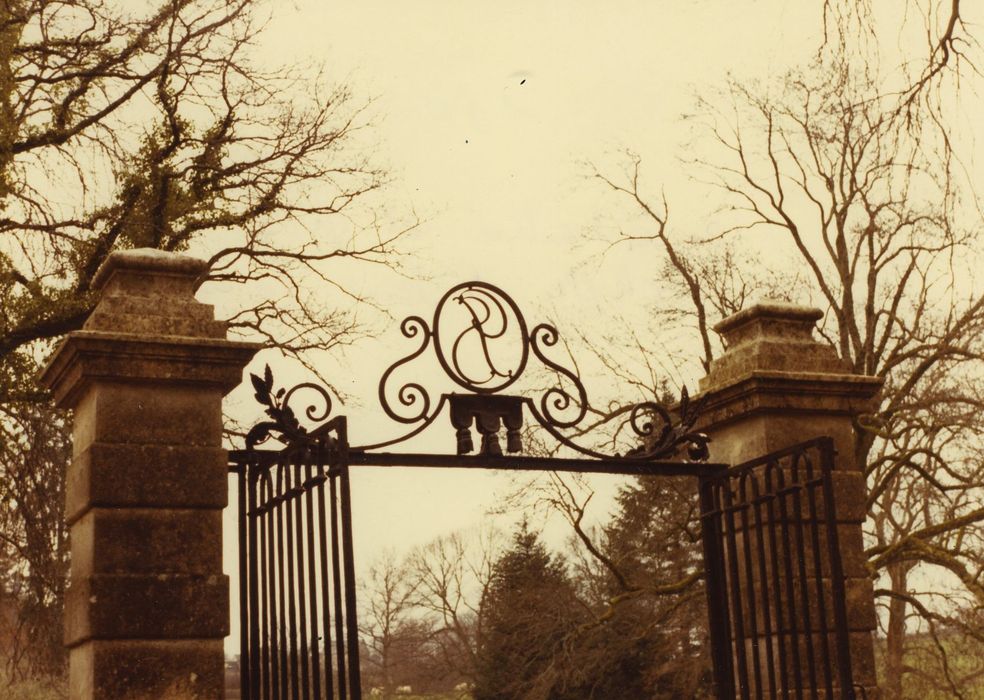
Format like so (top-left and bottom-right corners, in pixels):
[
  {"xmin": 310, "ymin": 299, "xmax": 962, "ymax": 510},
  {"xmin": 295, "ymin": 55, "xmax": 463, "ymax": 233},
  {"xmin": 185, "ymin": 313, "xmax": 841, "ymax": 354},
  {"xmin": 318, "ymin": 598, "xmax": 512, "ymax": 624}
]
[
  {"xmin": 432, "ymin": 281, "xmax": 529, "ymax": 393},
  {"xmin": 245, "ymin": 281, "xmax": 708, "ymax": 462}
]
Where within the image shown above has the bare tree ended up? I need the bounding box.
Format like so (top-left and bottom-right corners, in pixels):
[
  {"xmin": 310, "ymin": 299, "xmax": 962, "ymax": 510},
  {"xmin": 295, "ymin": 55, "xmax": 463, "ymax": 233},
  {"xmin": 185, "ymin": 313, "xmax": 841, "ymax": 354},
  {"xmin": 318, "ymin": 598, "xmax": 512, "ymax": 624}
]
[
  {"xmin": 820, "ymin": 0, "xmax": 979, "ymax": 119},
  {"xmin": 0, "ymin": 399, "xmax": 69, "ymax": 682},
  {"xmin": 406, "ymin": 528, "xmax": 502, "ymax": 685},
  {"xmin": 1, "ymin": 0, "xmax": 415, "ymax": 402},
  {"xmin": 592, "ymin": 45, "xmax": 984, "ymax": 697},
  {"xmin": 360, "ymin": 551, "xmax": 430, "ymax": 697},
  {"xmin": 0, "ymin": 0, "xmax": 413, "ymax": 680}
]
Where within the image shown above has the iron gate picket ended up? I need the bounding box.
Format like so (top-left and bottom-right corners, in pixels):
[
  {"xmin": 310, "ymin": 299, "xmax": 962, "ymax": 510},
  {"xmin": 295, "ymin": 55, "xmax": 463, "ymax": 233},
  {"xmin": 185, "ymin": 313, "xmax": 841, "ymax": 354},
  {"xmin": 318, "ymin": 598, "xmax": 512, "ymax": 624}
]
[{"xmin": 228, "ymin": 281, "xmax": 858, "ymax": 699}]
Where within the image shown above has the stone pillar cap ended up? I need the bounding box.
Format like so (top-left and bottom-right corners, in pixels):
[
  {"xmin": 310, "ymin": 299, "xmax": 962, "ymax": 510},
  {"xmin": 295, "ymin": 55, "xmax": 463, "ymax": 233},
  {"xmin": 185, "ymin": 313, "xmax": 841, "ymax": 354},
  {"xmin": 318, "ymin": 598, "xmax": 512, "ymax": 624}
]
[
  {"xmin": 701, "ymin": 300, "xmax": 851, "ymax": 387},
  {"xmin": 713, "ymin": 301, "xmax": 823, "ymax": 339},
  {"xmin": 91, "ymin": 248, "xmax": 209, "ymax": 291},
  {"xmin": 42, "ymin": 247, "xmax": 259, "ymax": 407}
]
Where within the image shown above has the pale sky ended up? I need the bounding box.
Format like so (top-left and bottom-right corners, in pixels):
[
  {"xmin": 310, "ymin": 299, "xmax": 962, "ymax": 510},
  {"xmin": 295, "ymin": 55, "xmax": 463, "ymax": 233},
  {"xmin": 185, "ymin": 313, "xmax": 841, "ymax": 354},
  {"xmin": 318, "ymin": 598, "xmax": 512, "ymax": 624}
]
[
  {"xmin": 213, "ymin": 1, "xmax": 984, "ymax": 651},
  {"xmin": 222, "ymin": 0, "xmax": 822, "ymax": 545}
]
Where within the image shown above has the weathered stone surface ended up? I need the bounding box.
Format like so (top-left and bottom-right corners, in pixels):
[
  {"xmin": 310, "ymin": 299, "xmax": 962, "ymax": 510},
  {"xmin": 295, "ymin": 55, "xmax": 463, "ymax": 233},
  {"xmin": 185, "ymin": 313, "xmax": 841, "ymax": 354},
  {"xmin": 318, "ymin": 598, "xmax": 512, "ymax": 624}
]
[
  {"xmin": 84, "ymin": 307, "xmax": 228, "ymax": 338},
  {"xmin": 714, "ymin": 302, "xmax": 822, "ymax": 341},
  {"xmin": 696, "ymin": 374, "xmax": 882, "ymax": 468},
  {"xmin": 705, "ymin": 303, "xmax": 850, "ymax": 385},
  {"xmin": 70, "ymin": 639, "xmax": 224, "ymax": 700},
  {"xmin": 39, "ymin": 249, "xmax": 260, "ymax": 700},
  {"xmin": 65, "ymin": 573, "xmax": 229, "ymax": 645},
  {"xmin": 84, "ymin": 256, "xmax": 227, "ymax": 337},
  {"xmin": 699, "ymin": 302, "xmax": 880, "ymax": 697},
  {"xmin": 71, "ymin": 509, "xmax": 223, "ymax": 576},
  {"xmin": 42, "ymin": 332, "xmax": 257, "ymax": 409},
  {"xmin": 69, "ymin": 382, "xmax": 224, "ymax": 451},
  {"xmin": 834, "ymin": 522, "xmax": 868, "ymax": 579},
  {"xmin": 827, "ymin": 471, "xmax": 867, "ymax": 523},
  {"xmin": 91, "ymin": 248, "xmax": 209, "ymax": 296},
  {"xmin": 86, "ymin": 294, "xmax": 217, "ymax": 322},
  {"xmin": 66, "ymin": 443, "xmax": 227, "ymax": 523}
]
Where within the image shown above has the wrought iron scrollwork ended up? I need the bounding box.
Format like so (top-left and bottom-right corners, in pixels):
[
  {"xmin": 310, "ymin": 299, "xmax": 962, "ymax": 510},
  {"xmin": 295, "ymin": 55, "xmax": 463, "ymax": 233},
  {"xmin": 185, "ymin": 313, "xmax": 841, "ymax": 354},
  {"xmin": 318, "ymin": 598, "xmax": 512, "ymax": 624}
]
[
  {"xmin": 624, "ymin": 386, "xmax": 710, "ymax": 461},
  {"xmin": 377, "ymin": 315, "xmax": 434, "ymax": 424},
  {"xmin": 242, "ymin": 280, "xmax": 709, "ymax": 462},
  {"xmin": 245, "ymin": 364, "xmax": 334, "ymax": 449},
  {"xmin": 369, "ymin": 280, "xmax": 709, "ymax": 461},
  {"xmin": 528, "ymin": 322, "xmax": 588, "ymax": 429}
]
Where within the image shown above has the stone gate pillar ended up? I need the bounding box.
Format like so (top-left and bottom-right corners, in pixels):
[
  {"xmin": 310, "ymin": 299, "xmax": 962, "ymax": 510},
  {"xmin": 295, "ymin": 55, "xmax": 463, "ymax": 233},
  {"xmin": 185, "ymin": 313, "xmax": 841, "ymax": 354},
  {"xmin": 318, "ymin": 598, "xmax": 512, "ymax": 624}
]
[
  {"xmin": 696, "ymin": 302, "xmax": 881, "ymax": 698},
  {"xmin": 42, "ymin": 250, "xmax": 259, "ymax": 699}
]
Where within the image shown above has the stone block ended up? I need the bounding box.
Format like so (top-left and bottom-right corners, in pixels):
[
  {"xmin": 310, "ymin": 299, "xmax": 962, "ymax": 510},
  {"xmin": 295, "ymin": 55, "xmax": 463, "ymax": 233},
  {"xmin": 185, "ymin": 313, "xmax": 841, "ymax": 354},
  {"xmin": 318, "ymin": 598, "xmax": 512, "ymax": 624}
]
[
  {"xmin": 714, "ymin": 303, "xmax": 823, "ymax": 345},
  {"xmin": 84, "ymin": 307, "xmax": 227, "ymax": 338},
  {"xmin": 91, "ymin": 248, "xmax": 208, "ymax": 296},
  {"xmin": 88, "ymin": 294, "xmax": 217, "ymax": 322},
  {"xmin": 827, "ymin": 471, "xmax": 867, "ymax": 522},
  {"xmin": 71, "ymin": 508, "xmax": 222, "ymax": 576},
  {"xmin": 698, "ymin": 302, "xmax": 881, "ymax": 697},
  {"xmin": 706, "ymin": 337, "xmax": 848, "ymax": 384},
  {"xmin": 724, "ymin": 572, "xmax": 876, "ymax": 636},
  {"xmin": 42, "ymin": 332, "xmax": 259, "ymax": 409},
  {"xmin": 734, "ymin": 629, "xmax": 876, "ymax": 697},
  {"xmin": 704, "ymin": 302, "xmax": 854, "ymax": 385},
  {"xmin": 70, "ymin": 639, "xmax": 224, "ymax": 700},
  {"xmin": 66, "ymin": 443, "xmax": 228, "ymax": 523},
  {"xmin": 65, "ymin": 573, "xmax": 229, "ymax": 646},
  {"xmin": 724, "ymin": 520, "xmax": 869, "ymax": 584},
  {"xmin": 699, "ymin": 408, "xmax": 867, "ymax": 471},
  {"xmin": 100, "ymin": 269, "xmax": 201, "ymax": 299},
  {"xmin": 72, "ymin": 383, "xmax": 224, "ymax": 452},
  {"xmin": 38, "ymin": 249, "xmax": 260, "ymax": 700}
]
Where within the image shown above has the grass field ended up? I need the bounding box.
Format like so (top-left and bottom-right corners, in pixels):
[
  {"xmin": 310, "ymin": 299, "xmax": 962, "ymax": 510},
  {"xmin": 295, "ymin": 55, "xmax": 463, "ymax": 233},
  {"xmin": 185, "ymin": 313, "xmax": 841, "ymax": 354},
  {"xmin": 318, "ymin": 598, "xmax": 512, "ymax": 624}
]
[{"xmin": 874, "ymin": 634, "xmax": 984, "ymax": 699}]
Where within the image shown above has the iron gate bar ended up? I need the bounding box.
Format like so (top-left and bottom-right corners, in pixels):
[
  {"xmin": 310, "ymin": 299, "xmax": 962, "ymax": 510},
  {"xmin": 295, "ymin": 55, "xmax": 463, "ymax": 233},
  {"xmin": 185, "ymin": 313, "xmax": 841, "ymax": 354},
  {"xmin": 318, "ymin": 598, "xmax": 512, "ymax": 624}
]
[
  {"xmin": 236, "ymin": 435, "xmax": 363, "ymax": 699},
  {"xmin": 232, "ymin": 438, "xmax": 857, "ymax": 699},
  {"xmin": 229, "ymin": 449, "xmax": 726, "ymax": 478},
  {"xmin": 821, "ymin": 442, "xmax": 856, "ymax": 700},
  {"xmin": 698, "ymin": 478, "xmax": 733, "ymax": 699},
  {"xmin": 316, "ymin": 458, "xmax": 335, "ymax": 700},
  {"xmin": 337, "ymin": 418, "xmax": 363, "ymax": 700}
]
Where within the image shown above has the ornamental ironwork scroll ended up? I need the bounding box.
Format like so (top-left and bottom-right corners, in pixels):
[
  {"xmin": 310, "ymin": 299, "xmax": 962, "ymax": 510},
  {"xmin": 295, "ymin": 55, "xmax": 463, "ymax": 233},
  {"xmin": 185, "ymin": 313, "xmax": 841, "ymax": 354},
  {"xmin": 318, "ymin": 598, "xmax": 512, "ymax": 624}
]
[
  {"xmin": 244, "ymin": 280, "xmax": 709, "ymax": 462},
  {"xmin": 244, "ymin": 364, "xmax": 336, "ymax": 450}
]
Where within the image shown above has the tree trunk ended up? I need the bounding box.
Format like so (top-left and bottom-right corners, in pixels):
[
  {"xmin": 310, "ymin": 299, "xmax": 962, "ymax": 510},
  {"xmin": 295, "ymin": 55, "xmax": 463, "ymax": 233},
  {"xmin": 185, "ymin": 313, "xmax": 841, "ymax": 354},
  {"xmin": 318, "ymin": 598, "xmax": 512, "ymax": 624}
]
[{"xmin": 883, "ymin": 562, "xmax": 910, "ymax": 700}]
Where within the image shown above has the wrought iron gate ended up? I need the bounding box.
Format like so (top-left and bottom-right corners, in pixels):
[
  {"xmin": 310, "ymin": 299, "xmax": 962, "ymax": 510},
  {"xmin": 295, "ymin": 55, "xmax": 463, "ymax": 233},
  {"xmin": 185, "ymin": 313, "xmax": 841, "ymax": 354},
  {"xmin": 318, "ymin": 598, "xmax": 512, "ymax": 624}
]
[
  {"xmin": 233, "ymin": 416, "xmax": 362, "ymax": 699},
  {"xmin": 229, "ymin": 281, "xmax": 858, "ymax": 699},
  {"xmin": 700, "ymin": 438, "xmax": 857, "ymax": 699}
]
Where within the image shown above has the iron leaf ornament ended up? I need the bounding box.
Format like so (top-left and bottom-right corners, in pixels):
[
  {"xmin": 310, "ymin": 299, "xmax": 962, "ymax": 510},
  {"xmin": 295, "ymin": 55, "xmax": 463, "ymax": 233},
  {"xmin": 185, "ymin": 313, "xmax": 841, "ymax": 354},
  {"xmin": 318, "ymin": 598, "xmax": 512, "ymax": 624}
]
[{"xmin": 245, "ymin": 365, "xmax": 333, "ymax": 449}]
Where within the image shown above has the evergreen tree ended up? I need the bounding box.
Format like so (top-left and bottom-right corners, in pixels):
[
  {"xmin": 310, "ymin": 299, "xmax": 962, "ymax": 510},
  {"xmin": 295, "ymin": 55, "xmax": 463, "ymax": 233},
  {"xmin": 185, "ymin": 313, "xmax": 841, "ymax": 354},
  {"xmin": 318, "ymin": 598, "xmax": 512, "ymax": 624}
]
[
  {"xmin": 596, "ymin": 475, "xmax": 712, "ymax": 697},
  {"xmin": 545, "ymin": 476, "xmax": 712, "ymax": 699},
  {"xmin": 474, "ymin": 523, "xmax": 583, "ymax": 700}
]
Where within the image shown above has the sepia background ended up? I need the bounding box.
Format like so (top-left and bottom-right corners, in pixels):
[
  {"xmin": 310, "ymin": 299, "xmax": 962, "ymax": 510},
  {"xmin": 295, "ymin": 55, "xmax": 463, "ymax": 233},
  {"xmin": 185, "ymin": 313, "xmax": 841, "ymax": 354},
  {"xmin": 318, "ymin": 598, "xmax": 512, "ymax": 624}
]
[{"xmin": 3, "ymin": 0, "xmax": 984, "ymax": 696}]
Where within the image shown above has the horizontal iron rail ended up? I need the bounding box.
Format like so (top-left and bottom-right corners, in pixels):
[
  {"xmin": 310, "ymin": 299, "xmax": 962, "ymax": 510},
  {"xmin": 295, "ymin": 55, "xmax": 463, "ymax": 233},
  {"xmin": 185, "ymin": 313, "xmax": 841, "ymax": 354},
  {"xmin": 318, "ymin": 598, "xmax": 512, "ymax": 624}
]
[{"xmin": 228, "ymin": 448, "xmax": 727, "ymax": 478}]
